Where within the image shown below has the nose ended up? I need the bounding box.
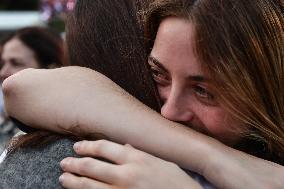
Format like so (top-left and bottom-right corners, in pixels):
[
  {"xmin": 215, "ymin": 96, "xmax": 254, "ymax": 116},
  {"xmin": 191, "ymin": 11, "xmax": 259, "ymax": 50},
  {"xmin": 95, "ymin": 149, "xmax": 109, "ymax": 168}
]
[
  {"xmin": 0, "ymin": 64, "xmax": 12, "ymax": 82},
  {"xmin": 160, "ymin": 85, "xmax": 194, "ymax": 123}
]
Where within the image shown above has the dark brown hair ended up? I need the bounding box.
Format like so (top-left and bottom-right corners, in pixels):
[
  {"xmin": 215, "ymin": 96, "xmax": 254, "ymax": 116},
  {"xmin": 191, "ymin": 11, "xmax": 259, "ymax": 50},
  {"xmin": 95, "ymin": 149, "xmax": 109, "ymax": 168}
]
[
  {"xmin": 1, "ymin": 26, "xmax": 64, "ymax": 68},
  {"xmin": 66, "ymin": 0, "xmax": 160, "ymax": 109}
]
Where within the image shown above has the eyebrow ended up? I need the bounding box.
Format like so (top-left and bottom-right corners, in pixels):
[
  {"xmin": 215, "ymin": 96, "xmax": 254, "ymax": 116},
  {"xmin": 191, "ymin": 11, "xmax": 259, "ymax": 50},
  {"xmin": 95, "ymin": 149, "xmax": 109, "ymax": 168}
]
[
  {"xmin": 148, "ymin": 54, "xmax": 208, "ymax": 82},
  {"xmin": 148, "ymin": 55, "xmax": 169, "ymax": 73}
]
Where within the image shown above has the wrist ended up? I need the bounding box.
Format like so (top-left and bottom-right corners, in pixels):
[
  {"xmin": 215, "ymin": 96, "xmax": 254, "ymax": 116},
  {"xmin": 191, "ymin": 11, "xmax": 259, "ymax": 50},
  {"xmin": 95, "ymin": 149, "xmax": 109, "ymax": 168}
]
[{"xmin": 200, "ymin": 141, "xmax": 236, "ymax": 188}]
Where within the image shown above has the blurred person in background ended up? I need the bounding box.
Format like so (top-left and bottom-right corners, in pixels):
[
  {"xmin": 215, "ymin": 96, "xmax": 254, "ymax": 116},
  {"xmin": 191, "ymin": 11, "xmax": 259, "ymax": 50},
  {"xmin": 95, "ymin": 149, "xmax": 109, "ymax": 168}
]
[
  {"xmin": 0, "ymin": 45, "xmax": 3, "ymax": 114},
  {"xmin": 0, "ymin": 26, "xmax": 64, "ymax": 153}
]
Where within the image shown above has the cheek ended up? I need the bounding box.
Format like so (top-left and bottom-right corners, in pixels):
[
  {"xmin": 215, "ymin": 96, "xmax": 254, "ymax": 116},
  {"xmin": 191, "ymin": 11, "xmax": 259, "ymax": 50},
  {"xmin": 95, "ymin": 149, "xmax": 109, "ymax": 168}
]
[
  {"xmin": 26, "ymin": 59, "xmax": 40, "ymax": 69},
  {"xmin": 20, "ymin": 55, "xmax": 40, "ymax": 69},
  {"xmin": 196, "ymin": 108, "xmax": 244, "ymax": 144},
  {"xmin": 5, "ymin": 65, "xmax": 24, "ymax": 75},
  {"xmin": 13, "ymin": 67, "xmax": 25, "ymax": 74}
]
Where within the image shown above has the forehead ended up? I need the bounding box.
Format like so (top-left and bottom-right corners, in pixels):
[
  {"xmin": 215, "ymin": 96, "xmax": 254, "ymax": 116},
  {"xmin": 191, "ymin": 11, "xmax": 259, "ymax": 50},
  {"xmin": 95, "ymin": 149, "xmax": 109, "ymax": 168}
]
[
  {"xmin": 151, "ymin": 17, "xmax": 204, "ymax": 75},
  {"xmin": 154, "ymin": 17, "xmax": 194, "ymax": 52},
  {"xmin": 2, "ymin": 37, "xmax": 35, "ymax": 59}
]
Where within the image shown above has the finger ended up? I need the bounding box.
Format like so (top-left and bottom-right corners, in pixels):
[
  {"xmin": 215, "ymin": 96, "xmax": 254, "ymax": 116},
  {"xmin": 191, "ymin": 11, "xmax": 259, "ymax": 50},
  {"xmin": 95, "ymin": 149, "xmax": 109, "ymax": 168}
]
[
  {"xmin": 73, "ymin": 140, "xmax": 135, "ymax": 164},
  {"xmin": 59, "ymin": 172, "xmax": 110, "ymax": 189},
  {"xmin": 60, "ymin": 157, "xmax": 119, "ymax": 184}
]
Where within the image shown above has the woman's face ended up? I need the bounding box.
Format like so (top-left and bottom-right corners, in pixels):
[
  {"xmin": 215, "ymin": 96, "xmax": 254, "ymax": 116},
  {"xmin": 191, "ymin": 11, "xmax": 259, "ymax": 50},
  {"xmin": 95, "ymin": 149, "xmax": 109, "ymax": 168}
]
[
  {"xmin": 0, "ymin": 37, "xmax": 40, "ymax": 82},
  {"xmin": 149, "ymin": 17, "xmax": 244, "ymax": 145}
]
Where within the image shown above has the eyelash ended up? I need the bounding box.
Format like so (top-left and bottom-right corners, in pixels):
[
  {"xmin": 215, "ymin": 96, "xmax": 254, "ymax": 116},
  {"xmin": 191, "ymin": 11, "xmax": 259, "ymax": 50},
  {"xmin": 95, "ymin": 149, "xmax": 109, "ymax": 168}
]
[
  {"xmin": 11, "ymin": 60, "xmax": 23, "ymax": 67},
  {"xmin": 148, "ymin": 61, "xmax": 170, "ymax": 86},
  {"xmin": 152, "ymin": 69, "xmax": 169, "ymax": 83},
  {"xmin": 148, "ymin": 57, "xmax": 217, "ymax": 106},
  {"xmin": 193, "ymin": 85, "xmax": 217, "ymax": 105}
]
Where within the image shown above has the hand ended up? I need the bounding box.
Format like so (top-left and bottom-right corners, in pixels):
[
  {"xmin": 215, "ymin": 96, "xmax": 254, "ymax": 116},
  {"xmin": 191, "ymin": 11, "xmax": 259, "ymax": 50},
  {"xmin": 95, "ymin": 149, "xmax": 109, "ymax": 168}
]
[{"xmin": 59, "ymin": 140, "xmax": 202, "ymax": 189}]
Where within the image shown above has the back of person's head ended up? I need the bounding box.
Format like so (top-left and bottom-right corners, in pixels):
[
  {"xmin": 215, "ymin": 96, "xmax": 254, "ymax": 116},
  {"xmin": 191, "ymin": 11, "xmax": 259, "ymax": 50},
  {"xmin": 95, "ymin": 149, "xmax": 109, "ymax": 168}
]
[
  {"xmin": 1, "ymin": 1, "xmax": 160, "ymax": 188},
  {"xmin": 144, "ymin": 0, "xmax": 284, "ymax": 162},
  {"xmin": 66, "ymin": 0, "xmax": 161, "ymax": 111},
  {"xmin": 1, "ymin": 26, "xmax": 64, "ymax": 69}
]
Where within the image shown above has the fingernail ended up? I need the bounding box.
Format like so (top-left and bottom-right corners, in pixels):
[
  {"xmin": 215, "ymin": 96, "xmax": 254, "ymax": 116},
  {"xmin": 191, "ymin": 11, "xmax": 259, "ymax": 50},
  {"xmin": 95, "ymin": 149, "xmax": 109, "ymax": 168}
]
[
  {"xmin": 73, "ymin": 142, "xmax": 82, "ymax": 151},
  {"xmin": 59, "ymin": 174, "xmax": 65, "ymax": 184},
  {"xmin": 60, "ymin": 159, "xmax": 68, "ymax": 169}
]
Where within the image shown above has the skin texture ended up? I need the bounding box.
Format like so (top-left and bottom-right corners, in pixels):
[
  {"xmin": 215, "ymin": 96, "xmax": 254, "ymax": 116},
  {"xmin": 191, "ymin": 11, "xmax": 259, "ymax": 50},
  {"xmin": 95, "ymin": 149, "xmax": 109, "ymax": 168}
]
[
  {"xmin": 59, "ymin": 140, "xmax": 203, "ymax": 189},
  {"xmin": 149, "ymin": 17, "xmax": 243, "ymax": 145},
  {"xmin": 3, "ymin": 67, "xmax": 284, "ymax": 189},
  {"xmin": 56, "ymin": 17, "xmax": 284, "ymax": 189},
  {"xmin": 1, "ymin": 1, "xmax": 283, "ymax": 188},
  {"xmin": 0, "ymin": 38, "xmax": 39, "ymax": 81}
]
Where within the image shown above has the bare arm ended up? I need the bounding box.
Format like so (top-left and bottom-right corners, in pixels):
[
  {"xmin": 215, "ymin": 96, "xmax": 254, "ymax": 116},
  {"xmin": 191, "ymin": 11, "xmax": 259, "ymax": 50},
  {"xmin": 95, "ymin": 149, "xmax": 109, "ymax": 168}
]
[
  {"xmin": 3, "ymin": 66, "xmax": 284, "ymax": 189},
  {"xmin": 3, "ymin": 67, "xmax": 213, "ymax": 170}
]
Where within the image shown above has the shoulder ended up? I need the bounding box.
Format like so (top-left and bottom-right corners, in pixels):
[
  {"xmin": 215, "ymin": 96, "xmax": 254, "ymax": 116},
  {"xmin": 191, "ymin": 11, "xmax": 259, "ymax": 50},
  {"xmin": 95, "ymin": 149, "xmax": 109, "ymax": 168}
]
[{"xmin": 0, "ymin": 137, "xmax": 77, "ymax": 189}]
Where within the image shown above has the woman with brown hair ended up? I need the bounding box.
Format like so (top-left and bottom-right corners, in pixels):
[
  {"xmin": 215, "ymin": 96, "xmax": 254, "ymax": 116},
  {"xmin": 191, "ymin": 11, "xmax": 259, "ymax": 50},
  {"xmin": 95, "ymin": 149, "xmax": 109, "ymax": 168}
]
[
  {"xmin": 0, "ymin": 0, "xmax": 203, "ymax": 188},
  {"xmin": 2, "ymin": 0, "xmax": 284, "ymax": 188},
  {"xmin": 0, "ymin": 26, "xmax": 64, "ymax": 80}
]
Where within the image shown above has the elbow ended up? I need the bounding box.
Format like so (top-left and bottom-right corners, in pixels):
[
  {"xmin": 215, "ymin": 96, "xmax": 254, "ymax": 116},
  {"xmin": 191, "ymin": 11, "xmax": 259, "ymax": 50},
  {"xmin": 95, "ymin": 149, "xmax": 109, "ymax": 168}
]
[
  {"xmin": 2, "ymin": 73, "xmax": 17, "ymax": 98},
  {"xmin": 2, "ymin": 68, "xmax": 34, "ymax": 116},
  {"xmin": 2, "ymin": 73, "xmax": 20, "ymax": 116},
  {"xmin": 2, "ymin": 68, "xmax": 35, "ymax": 96}
]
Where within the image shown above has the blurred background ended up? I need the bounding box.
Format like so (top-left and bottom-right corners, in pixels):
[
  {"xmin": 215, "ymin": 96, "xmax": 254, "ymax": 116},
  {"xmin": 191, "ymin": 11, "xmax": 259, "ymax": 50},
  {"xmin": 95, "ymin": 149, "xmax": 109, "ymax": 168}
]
[{"xmin": 0, "ymin": 0, "xmax": 76, "ymax": 40}]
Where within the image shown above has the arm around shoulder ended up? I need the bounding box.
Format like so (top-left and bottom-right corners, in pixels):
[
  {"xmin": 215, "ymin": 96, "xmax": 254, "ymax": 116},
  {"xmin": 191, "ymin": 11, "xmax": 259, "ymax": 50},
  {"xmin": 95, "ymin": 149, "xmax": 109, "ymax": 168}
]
[{"xmin": 2, "ymin": 66, "xmax": 111, "ymax": 134}]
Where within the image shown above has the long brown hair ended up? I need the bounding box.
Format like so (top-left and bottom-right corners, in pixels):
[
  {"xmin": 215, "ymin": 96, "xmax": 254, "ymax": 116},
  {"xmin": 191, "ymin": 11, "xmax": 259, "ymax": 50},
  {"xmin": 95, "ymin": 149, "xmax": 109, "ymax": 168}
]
[
  {"xmin": 144, "ymin": 0, "xmax": 284, "ymax": 163},
  {"xmin": 9, "ymin": 0, "xmax": 161, "ymax": 151}
]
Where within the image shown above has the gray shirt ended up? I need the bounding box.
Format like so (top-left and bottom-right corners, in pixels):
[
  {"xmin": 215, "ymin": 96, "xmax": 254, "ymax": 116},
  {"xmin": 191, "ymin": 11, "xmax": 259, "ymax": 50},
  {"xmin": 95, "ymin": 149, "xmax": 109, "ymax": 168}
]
[
  {"xmin": 0, "ymin": 138, "xmax": 77, "ymax": 189},
  {"xmin": 0, "ymin": 137, "xmax": 216, "ymax": 189}
]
